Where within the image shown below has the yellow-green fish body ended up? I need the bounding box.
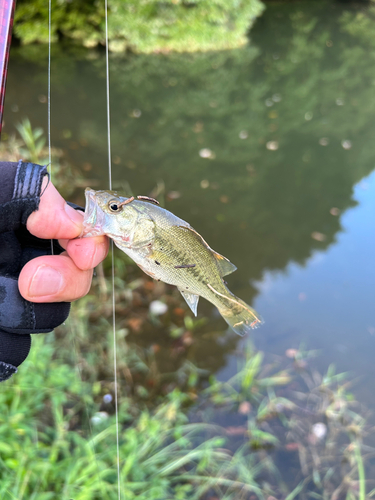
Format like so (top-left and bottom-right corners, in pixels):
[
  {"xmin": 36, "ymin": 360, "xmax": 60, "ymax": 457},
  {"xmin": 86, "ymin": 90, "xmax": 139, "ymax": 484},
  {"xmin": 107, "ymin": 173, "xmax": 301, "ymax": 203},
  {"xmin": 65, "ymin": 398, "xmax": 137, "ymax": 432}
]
[{"xmin": 82, "ymin": 188, "xmax": 263, "ymax": 336}]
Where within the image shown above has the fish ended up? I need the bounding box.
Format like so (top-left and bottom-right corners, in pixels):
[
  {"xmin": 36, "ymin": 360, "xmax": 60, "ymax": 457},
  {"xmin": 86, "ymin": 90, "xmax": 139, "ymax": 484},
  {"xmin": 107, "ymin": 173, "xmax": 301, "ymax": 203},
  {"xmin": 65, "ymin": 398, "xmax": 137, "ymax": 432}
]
[{"xmin": 81, "ymin": 188, "xmax": 263, "ymax": 336}]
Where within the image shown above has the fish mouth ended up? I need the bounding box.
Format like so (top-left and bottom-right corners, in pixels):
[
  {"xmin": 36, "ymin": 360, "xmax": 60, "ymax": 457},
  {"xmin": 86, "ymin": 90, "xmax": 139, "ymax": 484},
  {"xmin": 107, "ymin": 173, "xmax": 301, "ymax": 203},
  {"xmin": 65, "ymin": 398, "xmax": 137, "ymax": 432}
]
[{"xmin": 80, "ymin": 188, "xmax": 106, "ymax": 238}]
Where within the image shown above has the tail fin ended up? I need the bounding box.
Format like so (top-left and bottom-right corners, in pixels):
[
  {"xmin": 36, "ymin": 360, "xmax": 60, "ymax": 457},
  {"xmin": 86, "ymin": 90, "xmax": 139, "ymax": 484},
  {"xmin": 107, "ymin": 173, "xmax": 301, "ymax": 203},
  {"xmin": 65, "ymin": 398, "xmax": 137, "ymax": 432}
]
[{"xmin": 218, "ymin": 296, "xmax": 263, "ymax": 337}]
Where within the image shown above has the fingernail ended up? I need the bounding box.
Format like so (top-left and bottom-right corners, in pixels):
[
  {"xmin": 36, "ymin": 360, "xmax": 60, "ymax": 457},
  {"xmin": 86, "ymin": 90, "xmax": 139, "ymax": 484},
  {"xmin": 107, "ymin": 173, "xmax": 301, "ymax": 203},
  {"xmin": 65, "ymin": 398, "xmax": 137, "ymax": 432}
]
[
  {"xmin": 29, "ymin": 266, "xmax": 64, "ymax": 297},
  {"xmin": 65, "ymin": 203, "xmax": 83, "ymax": 227}
]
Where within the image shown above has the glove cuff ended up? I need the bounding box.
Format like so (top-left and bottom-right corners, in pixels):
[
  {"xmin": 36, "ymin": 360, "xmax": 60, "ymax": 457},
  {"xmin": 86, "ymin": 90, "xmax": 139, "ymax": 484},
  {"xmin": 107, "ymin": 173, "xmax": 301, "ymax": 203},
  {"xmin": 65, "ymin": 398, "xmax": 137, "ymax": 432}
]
[
  {"xmin": 0, "ymin": 331, "xmax": 31, "ymax": 381},
  {"xmin": 0, "ymin": 161, "xmax": 48, "ymax": 233},
  {"xmin": 0, "ymin": 361, "xmax": 17, "ymax": 381}
]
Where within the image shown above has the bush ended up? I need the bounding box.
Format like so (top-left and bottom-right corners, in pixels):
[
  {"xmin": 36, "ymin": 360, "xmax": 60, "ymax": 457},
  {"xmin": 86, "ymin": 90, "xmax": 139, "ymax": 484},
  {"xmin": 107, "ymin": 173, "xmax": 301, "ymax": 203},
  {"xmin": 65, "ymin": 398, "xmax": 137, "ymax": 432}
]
[{"xmin": 14, "ymin": 0, "xmax": 265, "ymax": 53}]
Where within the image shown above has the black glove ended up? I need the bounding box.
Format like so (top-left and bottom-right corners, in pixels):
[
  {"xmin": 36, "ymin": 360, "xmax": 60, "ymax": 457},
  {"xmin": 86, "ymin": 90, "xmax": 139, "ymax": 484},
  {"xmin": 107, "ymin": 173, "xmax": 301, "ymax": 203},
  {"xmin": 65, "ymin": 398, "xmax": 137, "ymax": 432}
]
[{"xmin": 0, "ymin": 160, "xmax": 71, "ymax": 381}]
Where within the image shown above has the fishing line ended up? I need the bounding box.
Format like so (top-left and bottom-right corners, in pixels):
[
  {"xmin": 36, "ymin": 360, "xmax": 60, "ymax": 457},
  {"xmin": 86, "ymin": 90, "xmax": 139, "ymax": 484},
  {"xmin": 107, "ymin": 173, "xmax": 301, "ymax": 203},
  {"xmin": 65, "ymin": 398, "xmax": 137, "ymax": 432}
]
[
  {"xmin": 104, "ymin": 0, "xmax": 122, "ymax": 497},
  {"xmin": 47, "ymin": 0, "xmax": 53, "ymax": 256},
  {"xmin": 46, "ymin": 0, "xmax": 120, "ymax": 494},
  {"xmin": 46, "ymin": 3, "xmax": 108, "ymax": 497},
  {"xmin": 47, "ymin": 0, "xmax": 51, "ymax": 173}
]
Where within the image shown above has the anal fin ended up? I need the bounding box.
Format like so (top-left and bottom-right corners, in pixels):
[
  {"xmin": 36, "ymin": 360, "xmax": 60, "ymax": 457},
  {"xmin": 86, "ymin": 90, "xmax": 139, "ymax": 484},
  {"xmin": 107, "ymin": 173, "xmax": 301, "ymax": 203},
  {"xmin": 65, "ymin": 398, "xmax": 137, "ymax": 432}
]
[{"xmin": 178, "ymin": 288, "xmax": 199, "ymax": 316}]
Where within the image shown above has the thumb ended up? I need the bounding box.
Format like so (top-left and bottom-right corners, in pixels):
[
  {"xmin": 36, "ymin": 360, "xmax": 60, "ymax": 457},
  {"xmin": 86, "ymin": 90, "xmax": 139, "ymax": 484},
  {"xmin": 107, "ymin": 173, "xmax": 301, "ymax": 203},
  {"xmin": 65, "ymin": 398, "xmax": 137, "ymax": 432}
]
[{"xmin": 27, "ymin": 177, "xmax": 84, "ymax": 240}]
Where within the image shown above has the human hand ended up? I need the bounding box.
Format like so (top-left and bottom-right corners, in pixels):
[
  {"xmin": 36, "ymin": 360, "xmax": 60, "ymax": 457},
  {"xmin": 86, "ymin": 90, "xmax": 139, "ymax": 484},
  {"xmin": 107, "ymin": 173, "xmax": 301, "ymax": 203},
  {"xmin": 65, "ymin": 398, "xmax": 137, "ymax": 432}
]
[
  {"xmin": 18, "ymin": 178, "xmax": 109, "ymax": 303},
  {"xmin": 0, "ymin": 160, "xmax": 109, "ymax": 381}
]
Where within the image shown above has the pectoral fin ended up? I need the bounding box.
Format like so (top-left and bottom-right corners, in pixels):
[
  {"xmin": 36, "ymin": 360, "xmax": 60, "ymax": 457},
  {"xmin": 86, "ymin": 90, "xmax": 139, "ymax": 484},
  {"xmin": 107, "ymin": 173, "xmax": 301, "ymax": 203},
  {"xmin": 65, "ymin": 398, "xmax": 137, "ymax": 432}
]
[{"xmin": 178, "ymin": 288, "xmax": 199, "ymax": 316}]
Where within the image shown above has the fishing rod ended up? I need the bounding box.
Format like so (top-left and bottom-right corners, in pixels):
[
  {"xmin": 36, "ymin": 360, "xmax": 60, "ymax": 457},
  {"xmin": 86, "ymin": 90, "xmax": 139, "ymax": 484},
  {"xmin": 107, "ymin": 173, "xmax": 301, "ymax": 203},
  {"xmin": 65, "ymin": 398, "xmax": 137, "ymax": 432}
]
[{"xmin": 0, "ymin": 0, "xmax": 16, "ymax": 139}]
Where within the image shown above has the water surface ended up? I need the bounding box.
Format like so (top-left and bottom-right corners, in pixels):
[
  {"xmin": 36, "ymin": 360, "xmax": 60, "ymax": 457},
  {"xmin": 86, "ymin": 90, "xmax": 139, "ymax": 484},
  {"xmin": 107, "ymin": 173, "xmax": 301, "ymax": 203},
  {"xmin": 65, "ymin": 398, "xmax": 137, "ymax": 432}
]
[{"xmin": 4, "ymin": 2, "xmax": 375, "ymax": 405}]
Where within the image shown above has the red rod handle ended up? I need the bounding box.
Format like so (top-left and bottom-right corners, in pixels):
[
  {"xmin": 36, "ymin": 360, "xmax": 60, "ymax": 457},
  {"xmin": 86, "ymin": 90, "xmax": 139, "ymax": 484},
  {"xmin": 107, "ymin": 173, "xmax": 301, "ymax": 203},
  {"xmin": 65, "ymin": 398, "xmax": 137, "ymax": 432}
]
[{"xmin": 0, "ymin": 0, "xmax": 16, "ymax": 139}]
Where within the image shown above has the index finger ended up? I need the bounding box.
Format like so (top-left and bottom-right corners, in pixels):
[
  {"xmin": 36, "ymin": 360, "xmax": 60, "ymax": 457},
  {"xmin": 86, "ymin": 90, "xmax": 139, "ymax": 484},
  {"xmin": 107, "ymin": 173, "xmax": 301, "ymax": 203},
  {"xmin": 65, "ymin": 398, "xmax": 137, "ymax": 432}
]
[{"xmin": 27, "ymin": 177, "xmax": 84, "ymax": 240}]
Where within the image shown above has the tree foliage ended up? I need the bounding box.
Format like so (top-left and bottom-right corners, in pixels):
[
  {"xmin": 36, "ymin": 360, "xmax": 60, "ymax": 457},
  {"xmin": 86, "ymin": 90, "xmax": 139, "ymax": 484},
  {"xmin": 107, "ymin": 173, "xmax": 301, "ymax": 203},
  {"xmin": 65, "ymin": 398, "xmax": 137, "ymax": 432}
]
[{"xmin": 14, "ymin": 0, "xmax": 265, "ymax": 53}]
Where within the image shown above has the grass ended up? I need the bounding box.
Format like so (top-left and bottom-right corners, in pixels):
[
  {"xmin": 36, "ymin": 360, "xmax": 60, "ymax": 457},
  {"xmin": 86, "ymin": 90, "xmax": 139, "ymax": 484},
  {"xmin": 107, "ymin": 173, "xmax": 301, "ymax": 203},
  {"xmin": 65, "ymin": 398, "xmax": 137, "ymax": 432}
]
[{"xmin": 0, "ymin": 335, "xmax": 267, "ymax": 500}]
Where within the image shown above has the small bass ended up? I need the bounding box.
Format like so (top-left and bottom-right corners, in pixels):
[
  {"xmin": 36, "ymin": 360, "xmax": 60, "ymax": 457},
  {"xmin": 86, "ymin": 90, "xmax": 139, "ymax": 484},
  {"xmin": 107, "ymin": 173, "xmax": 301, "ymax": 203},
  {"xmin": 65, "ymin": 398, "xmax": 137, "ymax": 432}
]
[{"xmin": 81, "ymin": 188, "xmax": 263, "ymax": 336}]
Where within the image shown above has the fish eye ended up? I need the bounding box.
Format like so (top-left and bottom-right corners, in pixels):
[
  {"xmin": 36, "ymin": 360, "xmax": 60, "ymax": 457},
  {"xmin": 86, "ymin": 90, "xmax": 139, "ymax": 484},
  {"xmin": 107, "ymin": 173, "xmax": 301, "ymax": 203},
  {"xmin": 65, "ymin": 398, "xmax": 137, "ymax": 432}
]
[{"xmin": 108, "ymin": 201, "xmax": 122, "ymax": 213}]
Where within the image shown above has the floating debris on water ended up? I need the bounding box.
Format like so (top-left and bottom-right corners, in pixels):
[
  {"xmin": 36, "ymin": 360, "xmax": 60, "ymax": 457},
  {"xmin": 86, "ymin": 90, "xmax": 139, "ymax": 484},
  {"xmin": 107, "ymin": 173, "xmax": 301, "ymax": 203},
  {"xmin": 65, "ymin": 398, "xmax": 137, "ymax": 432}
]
[
  {"xmin": 330, "ymin": 207, "xmax": 340, "ymax": 216},
  {"xmin": 341, "ymin": 139, "xmax": 352, "ymax": 150},
  {"xmin": 131, "ymin": 109, "xmax": 142, "ymax": 118},
  {"xmin": 199, "ymin": 148, "xmax": 215, "ymax": 159},
  {"xmin": 266, "ymin": 141, "xmax": 279, "ymax": 150},
  {"xmin": 200, "ymin": 179, "xmax": 209, "ymax": 189},
  {"xmin": 311, "ymin": 231, "xmax": 326, "ymax": 241},
  {"xmin": 167, "ymin": 191, "xmax": 181, "ymax": 201},
  {"xmin": 319, "ymin": 137, "xmax": 329, "ymax": 146}
]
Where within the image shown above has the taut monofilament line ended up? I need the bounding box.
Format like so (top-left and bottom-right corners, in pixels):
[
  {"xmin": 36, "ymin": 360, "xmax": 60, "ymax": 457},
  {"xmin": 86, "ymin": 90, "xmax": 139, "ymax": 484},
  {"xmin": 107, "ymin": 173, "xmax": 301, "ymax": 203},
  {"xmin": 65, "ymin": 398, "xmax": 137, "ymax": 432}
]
[
  {"xmin": 44, "ymin": 0, "xmax": 120, "ymax": 494},
  {"xmin": 48, "ymin": 0, "xmax": 51, "ymax": 175},
  {"xmin": 48, "ymin": 0, "xmax": 54, "ymax": 257},
  {"xmin": 104, "ymin": 0, "xmax": 122, "ymax": 497}
]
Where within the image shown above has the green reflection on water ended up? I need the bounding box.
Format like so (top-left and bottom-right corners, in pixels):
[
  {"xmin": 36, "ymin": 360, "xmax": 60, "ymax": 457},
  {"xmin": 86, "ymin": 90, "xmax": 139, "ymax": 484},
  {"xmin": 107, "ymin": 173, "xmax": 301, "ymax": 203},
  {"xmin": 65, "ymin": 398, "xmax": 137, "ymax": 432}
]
[{"xmin": 4, "ymin": 2, "xmax": 375, "ymax": 368}]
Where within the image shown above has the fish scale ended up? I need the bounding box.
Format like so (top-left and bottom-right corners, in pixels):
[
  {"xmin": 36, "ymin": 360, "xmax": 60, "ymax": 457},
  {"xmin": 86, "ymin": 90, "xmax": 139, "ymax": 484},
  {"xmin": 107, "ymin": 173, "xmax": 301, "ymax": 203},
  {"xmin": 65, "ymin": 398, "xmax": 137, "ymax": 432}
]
[{"xmin": 82, "ymin": 188, "xmax": 263, "ymax": 336}]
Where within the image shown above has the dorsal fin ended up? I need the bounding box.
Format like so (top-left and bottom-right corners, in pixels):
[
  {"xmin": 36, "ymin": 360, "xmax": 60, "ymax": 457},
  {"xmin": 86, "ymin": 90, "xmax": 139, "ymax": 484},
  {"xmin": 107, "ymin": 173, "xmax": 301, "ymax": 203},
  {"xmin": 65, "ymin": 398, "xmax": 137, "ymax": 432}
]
[
  {"xmin": 181, "ymin": 226, "xmax": 237, "ymax": 277},
  {"xmin": 211, "ymin": 251, "xmax": 237, "ymax": 277}
]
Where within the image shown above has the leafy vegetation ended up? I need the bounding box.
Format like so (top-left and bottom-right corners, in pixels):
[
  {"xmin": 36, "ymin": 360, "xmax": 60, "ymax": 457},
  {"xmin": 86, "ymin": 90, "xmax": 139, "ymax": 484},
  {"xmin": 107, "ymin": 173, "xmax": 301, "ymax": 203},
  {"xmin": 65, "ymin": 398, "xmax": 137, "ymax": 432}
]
[
  {"xmin": 0, "ymin": 118, "xmax": 85, "ymax": 198},
  {"xmin": 14, "ymin": 0, "xmax": 265, "ymax": 53}
]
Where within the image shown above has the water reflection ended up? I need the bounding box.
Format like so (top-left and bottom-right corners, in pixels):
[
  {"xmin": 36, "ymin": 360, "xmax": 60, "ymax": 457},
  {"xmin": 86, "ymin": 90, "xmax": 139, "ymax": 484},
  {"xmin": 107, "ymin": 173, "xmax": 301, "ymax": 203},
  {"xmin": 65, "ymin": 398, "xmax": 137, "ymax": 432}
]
[
  {"xmin": 252, "ymin": 170, "xmax": 375, "ymax": 402},
  {"xmin": 4, "ymin": 3, "xmax": 375, "ymax": 392}
]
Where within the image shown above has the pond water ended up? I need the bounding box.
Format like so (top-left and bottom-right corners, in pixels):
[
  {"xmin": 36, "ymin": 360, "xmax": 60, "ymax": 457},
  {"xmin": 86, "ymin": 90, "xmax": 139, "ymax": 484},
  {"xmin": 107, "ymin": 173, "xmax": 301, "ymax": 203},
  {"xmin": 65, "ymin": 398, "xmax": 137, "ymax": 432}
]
[{"xmin": 4, "ymin": 1, "xmax": 375, "ymax": 411}]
